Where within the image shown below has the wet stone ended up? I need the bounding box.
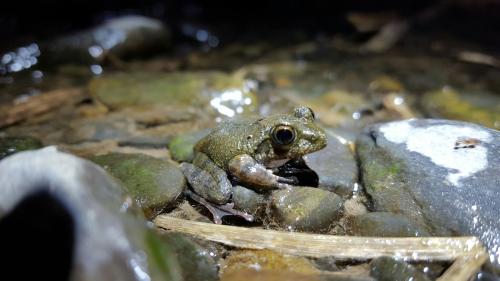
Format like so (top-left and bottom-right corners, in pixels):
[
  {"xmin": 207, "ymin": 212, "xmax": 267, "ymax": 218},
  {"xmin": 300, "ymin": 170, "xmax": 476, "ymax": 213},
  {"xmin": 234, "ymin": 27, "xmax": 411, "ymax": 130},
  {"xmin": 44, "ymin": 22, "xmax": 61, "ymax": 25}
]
[
  {"xmin": 168, "ymin": 129, "xmax": 211, "ymax": 162},
  {"xmin": 474, "ymin": 271, "xmax": 500, "ymax": 281},
  {"xmin": 46, "ymin": 15, "xmax": 171, "ymax": 64},
  {"xmin": 368, "ymin": 76, "xmax": 405, "ymax": 93},
  {"xmin": 160, "ymin": 232, "xmax": 219, "ymax": 281},
  {"xmin": 303, "ymin": 130, "xmax": 358, "ymax": 197},
  {"xmin": 63, "ymin": 117, "xmax": 136, "ymax": 144},
  {"xmin": 291, "ymin": 89, "xmax": 370, "ymax": 128},
  {"xmin": 311, "ymin": 256, "xmax": 340, "ymax": 272},
  {"xmin": 343, "ymin": 197, "xmax": 368, "ymax": 217},
  {"xmin": 422, "ymin": 87, "xmax": 500, "ymax": 130},
  {"xmin": 222, "ymin": 249, "xmax": 375, "ymax": 281},
  {"xmin": 270, "ymin": 187, "xmax": 343, "ymax": 231},
  {"xmin": 357, "ymin": 119, "xmax": 500, "ymax": 263},
  {"xmin": 349, "ymin": 212, "xmax": 430, "ymax": 237},
  {"xmin": 328, "ymin": 127, "xmax": 358, "ymax": 147},
  {"xmin": 370, "ymin": 257, "xmax": 432, "ymax": 281},
  {"xmin": 90, "ymin": 153, "xmax": 186, "ymax": 218},
  {"xmin": 0, "ymin": 136, "xmax": 43, "ymax": 160},
  {"xmin": 222, "ymin": 270, "xmax": 375, "ymax": 281},
  {"xmin": 118, "ymin": 135, "xmax": 171, "ymax": 148},
  {"xmin": 88, "ymin": 71, "xmax": 257, "ymax": 114},
  {"xmin": 232, "ymin": 185, "xmax": 267, "ymax": 217},
  {"xmin": 221, "ymin": 249, "xmax": 319, "ymax": 276}
]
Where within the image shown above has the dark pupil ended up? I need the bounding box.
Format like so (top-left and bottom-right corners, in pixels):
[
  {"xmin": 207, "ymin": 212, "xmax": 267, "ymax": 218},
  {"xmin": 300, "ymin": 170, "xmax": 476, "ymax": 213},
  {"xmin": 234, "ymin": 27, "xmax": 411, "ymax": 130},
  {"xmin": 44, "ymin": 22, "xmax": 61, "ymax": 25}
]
[{"xmin": 276, "ymin": 128, "xmax": 294, "ymax": 144}]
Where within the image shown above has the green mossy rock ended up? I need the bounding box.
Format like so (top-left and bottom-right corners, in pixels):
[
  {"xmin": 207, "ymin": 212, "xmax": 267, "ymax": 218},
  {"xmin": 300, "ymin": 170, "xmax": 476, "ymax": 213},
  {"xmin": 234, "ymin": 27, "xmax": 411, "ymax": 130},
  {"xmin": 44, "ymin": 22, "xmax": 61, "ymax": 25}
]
[
  {"xmin": 0, "ymin": 136, "xmax": 43, "ymax": 160},
  {"xmin": 168, "ymin": 129, "xmax": 211, "ymax": 163},
  {"xmin": 88, "ymin": 71, "xmax": 257, "ymax": 114},
  {"xmin": 422, "ymin": 88, "xmax": 500, "ymax": 130},
  {"xmin": 90, "ymin": 153, "xmax": 186, "ymax": 218}
]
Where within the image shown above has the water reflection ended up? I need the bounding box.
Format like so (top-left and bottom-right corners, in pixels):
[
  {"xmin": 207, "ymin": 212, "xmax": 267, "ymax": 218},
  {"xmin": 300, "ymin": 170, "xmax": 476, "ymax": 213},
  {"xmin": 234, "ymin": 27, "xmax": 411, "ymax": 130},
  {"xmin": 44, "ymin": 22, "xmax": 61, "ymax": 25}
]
[
  {"xmin": 31, "ymin": 70, "xmax": 43, "ymax": 80},
  {"xmin": 0, "ymin": 43, "xmax": 40, "ymax": 74},
  {"xmin": 181, "ymin": 23, "xmax": 220, "ymax": 49},
  {"xmin": 90, "ymin": 64, "xmax": 103, "ymax": 75},
  {"xmin": 209, "ymin": 80, "xmax": 256, "ymax": 118},
  {"xmin": 210, "ymin": 88, "xmax": 250, "ymax": 117},
  {"xmin": 93, "ymin": 26, "xmax": 126, "ymax": 51},
  {"xmin": 129, "ymin": 251, "xmax": 152, "ymax": 281},
  {"xmin": 88, "ymin": 45, "xmax": 104, "ymax": 58}
]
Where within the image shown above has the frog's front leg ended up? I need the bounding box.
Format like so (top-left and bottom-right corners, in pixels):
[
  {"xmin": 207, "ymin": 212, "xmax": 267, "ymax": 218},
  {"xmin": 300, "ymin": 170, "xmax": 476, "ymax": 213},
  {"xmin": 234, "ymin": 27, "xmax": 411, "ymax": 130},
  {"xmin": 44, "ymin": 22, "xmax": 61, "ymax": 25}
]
[{"xmin": 228, "ymin": 154, "xmax": 295, "ymax": 189}]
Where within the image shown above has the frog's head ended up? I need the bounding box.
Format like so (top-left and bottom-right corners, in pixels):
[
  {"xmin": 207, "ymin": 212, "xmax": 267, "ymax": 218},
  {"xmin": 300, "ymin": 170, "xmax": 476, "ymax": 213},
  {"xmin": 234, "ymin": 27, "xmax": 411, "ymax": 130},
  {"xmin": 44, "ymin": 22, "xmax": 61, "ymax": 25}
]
[{"xmin": 263, "ymin": 106, "xmax": 327, "ymax": 160}]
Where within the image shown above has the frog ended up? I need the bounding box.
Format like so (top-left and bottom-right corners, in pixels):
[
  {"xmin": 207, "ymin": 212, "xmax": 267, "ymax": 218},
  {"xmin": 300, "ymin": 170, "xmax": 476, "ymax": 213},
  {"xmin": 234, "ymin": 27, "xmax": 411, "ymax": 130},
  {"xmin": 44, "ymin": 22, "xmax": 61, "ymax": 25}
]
[{"xmin": 180, "ymin": 106, "xmax": 327, "ymax": 224}]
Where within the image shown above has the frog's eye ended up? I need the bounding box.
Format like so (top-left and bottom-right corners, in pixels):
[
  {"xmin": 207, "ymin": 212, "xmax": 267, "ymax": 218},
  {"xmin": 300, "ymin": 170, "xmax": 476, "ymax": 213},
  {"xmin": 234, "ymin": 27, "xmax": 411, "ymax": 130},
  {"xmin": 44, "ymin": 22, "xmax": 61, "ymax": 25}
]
[{"xmin": 272, "ymin": 125, "xmax": 296, "ymax": 146}]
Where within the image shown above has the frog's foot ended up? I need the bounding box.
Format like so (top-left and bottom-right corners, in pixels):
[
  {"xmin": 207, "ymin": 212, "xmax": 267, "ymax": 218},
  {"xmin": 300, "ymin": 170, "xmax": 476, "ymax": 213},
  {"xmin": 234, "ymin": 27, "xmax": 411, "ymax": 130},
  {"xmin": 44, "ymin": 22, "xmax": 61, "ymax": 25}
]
[{"xmin": 185, "ymin": 190, "xmax": 254, "ymax": 224}]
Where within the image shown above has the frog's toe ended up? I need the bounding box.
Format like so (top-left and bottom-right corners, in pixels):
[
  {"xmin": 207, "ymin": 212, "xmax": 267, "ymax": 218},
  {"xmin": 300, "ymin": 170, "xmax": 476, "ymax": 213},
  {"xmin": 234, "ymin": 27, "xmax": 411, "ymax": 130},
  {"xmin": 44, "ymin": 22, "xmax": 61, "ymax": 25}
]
[
  {"xmin": 276, "ymin": 175, "xmax": 298, "ymax": 185},
  {"xmin": 218, "ymin": 203, "xmax": 254, "ymax": 222},
  {"xmin": 185, "ymin": 190, "xmax": 254, "ymax": 224}
]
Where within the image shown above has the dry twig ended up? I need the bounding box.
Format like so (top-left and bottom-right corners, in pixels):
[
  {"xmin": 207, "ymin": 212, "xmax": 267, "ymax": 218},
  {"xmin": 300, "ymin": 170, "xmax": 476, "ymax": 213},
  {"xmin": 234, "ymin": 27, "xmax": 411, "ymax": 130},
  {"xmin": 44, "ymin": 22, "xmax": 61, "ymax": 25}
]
[
  {"xmin": 155, "ymin": 216, "xmax": 485, "ymax": 260},
  {"xmin": 0, "ymin": 88, "xmax": 84, "ymax": 128},
  {"xmin": 155, "ymin": 216, "xmax": 488, "ymax": 280}
]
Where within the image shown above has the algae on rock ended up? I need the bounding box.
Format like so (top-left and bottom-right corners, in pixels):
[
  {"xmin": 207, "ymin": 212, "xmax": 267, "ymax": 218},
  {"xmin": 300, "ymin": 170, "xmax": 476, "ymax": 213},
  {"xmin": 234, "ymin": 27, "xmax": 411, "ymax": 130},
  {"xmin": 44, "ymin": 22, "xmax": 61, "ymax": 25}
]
[
  {"xmin": 422, "ymin": 87, "xmax": 500, "ymax": 129},
  {"xmin": 88, "ymin": 71, "xmax": 258, "ymax": 119},
  {"xmin": 90, "ymin": 153, "xmax": 186, "ymax": 218},
  {"xmin": 0, "ymin": 136, "xmax": 43, "ymax": 160}
]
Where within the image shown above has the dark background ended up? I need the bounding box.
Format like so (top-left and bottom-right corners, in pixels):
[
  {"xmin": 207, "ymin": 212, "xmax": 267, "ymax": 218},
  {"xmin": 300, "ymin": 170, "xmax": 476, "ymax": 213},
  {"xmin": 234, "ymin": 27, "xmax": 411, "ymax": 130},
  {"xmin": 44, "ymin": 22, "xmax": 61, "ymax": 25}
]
[{"xmin": 1, "ymin": 0, "xmax": 500, "ymax": 51}]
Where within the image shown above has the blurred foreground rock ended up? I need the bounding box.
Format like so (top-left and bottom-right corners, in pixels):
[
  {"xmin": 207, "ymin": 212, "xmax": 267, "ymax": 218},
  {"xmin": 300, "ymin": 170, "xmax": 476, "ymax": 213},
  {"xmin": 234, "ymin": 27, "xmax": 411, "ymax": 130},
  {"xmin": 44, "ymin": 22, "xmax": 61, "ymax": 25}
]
[
  {"xmin": 160, "ymin": 232, "xmax": 219, "ymax": 281},
  {"xmin": 0, "ymin": 147, "xmax": 183, "ymax": 281}
]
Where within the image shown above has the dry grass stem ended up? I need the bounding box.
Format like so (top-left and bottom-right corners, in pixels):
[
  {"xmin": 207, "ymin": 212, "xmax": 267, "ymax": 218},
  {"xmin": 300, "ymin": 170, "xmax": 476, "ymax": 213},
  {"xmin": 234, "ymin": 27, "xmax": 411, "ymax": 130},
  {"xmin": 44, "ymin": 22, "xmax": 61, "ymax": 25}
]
[{"xmin": 154, "ymin": 216, "xmax": 486, "ymax": 262}]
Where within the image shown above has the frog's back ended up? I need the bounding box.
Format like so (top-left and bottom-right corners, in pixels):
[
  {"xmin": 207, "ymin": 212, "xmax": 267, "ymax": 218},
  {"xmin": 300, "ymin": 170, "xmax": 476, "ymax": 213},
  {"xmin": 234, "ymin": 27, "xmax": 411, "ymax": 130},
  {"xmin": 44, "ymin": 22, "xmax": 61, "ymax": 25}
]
[{"xmin": 194, "ymin": 118, "xmax": 262, "ymax": 168}]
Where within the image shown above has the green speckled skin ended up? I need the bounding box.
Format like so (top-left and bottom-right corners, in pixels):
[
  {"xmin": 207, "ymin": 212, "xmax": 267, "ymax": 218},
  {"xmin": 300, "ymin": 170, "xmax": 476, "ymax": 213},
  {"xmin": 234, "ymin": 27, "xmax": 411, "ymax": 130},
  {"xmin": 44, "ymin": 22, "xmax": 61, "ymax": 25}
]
[
  {"xmin": 182, "ymin": 107, "xmax": 328, "ymax": 210},
  {"xmin": 194, "ymin": 106, "xmax": 327, "ymax": 170}
]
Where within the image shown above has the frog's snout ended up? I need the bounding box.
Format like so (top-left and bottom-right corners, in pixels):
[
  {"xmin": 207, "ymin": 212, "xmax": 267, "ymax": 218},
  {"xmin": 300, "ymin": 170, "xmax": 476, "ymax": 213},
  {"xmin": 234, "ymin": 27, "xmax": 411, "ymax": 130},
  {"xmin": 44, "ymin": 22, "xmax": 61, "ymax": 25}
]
[
  {"xmin": 315, "ymin": 130, "xmax": 328, "ymax": 148},
  {"xmin": 302, "ymin": 127, "xmax": 327, "ymax": 151},
  {"xmin": 310, "ymin": 128, "xmax": 327, "ymax": 143}
]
